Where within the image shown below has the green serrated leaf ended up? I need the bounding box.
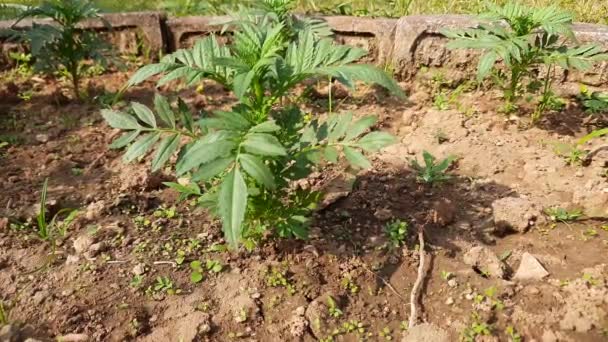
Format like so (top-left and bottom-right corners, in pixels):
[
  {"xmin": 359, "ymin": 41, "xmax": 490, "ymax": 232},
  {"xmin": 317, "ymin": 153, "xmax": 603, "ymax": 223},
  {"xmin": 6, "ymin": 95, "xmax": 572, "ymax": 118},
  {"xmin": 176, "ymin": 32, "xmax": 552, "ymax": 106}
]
[
  {"xmin": 250, "ymin": 120, "xmax": 281, "ymax": 133},
  {"xmin": 176, "ymin": 138, "xmax": 236, "ymax": 176},
  {"xmin": 239, "ymin": 153, "xmax": 276, "ymax": 190},
  {"xmin": 154, "ymin": 94, "xmax": 176, "ymax": 129},
  {"xmin": 151, "ymin": 134, "xmax": 180, "ymax": 172},
  {"xmin": 110, "ymin": 130, "xmax": 141, "ymax": 149},
  {"xmin": 131, "ymin": 102, "xmax": 157, "ymax": 128},
  {"xmin": 356, "ymin": 131, "xmax": 396, "ymax": 152},
  {"xmin": 163, "ymin": 182, "xmax": 201, "ymax": 196},
  {"xmin": 101, "ymin": 109, "xmax": 142, "ymax": 130},
  {"xmin": 218, "ymin": 168, "xmax": 248, "ymax": 248},
  {"xmin": 324, "ymin": 145, "xmax": 339, "ymax": 163},
  {"xmin": 192, "ymin": 157, "xmax": 234, "ymax": 182},
  {"xmin": 328, "ymin": 112, "xmax": 352, "ymax": 142},
  {"xmin": 123, "ymin": 133, "xmax": 161, "ymax": 163},
  {"xmin": 344, "ymin": 115, "xmax": 377, "ymax": 141},
  {"xmin": 343, "ymin": 146, "xmax": 371, "ymax": 169},
  {"xmin": 177, "ymin": 98, "xmax": 194, "ymax": 133},
  {"xmin": 242, "ymin": 133, "xmax": 286, "ymax": 156}
]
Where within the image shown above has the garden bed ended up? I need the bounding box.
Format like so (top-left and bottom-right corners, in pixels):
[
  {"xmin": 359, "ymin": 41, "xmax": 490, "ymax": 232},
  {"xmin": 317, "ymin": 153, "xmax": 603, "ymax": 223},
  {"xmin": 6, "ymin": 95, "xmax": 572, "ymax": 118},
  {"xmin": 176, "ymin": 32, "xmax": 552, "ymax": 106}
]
[{"xmin": 1, "ymin": 64, "xmax": 608, "ymax": 341}]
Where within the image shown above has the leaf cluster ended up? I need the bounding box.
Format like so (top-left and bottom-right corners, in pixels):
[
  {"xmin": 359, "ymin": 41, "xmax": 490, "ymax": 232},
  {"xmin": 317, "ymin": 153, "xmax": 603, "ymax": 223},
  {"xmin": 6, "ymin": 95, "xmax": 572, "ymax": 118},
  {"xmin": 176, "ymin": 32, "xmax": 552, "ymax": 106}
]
[
  {"xmin": 104, "ymin": 0, "xmax": 403, "ymax": 248},
  {"xmin": 3, "ymin": 0, "xmax": 114, "ymax": 98},
  {"xmin": 442, "ymin": 2, "xmax": 608, "ymax": 111},
  {"xmin": 410, "ymin": 151, "xmax": 455, "ymax": 185}
]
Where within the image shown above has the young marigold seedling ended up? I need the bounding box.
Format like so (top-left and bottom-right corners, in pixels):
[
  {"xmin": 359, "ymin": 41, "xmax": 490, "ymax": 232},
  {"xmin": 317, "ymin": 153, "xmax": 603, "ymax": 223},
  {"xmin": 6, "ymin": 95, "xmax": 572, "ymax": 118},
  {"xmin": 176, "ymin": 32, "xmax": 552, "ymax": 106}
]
[
  {"xmin": 154, "ymin": 276, "xmax": 176, "ymax": 294},
  {"xmin": 441, "ymin": 270, "xmax": 454, "ymax": 281},
  {"xmin": 442, "ymin": 2, "xmax": 608, "ymax": 120},
  {"xmin": 505, "ymin": 326, "xmax": 522, "ymax": 342},
  {"xmin": 379, "ymin": 326, "xmax": 393, "ymax": 341},
  {"xmin": 206, "ymin": 259, "xmax": 223, "ymax": 273},
  {"xmin": 103, "ymin": 0, "xmax": 404, "ymax": 249},
  {"xmin": 4, "ymin": 0, "xmax": 115, "ymax": 99},
  {"xmin": 0, "ymin": 300, "xmax": 9, "ymax": 325},
  {"xmin": 190, "ymin": 261, "xmax": 204, "ymax": 283},
  {"xmin": 384, "ymin": 219, "xmax": 408, "ymax": 248},
  {"xmin": 130, "ymin": 275, "xmax": 144, "ymax": 288},
  {"xmin": 410, "ymin": 151, "xmax": 456, "ymax": 185},
  {"xmin": 327, "ymin": 296, "xmax": 343, "ymax": 318},
  {"xmin": 578, "ymin": 85, "xmax": 608, "ymax": 114},
  {"xmin": 461, "ymin": 312, "xmax": 492, "ymax": 342},
  {"xmin": 544, "ymin": 207, "xmax": 583, "ymax": 223},
  {"xmin": 341, "ymin": 277, "xmax": 359, "ymax": 294},
  {"xmin": 266, "ymin": 268, "xmax": 296, "ymax": 294}
]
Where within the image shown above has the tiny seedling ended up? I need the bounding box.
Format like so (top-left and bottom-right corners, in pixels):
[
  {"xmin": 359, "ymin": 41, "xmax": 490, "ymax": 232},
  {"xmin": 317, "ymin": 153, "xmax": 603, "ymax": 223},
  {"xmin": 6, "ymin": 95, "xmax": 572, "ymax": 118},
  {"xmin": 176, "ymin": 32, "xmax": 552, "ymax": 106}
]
[
  {"xmin": 0, "ymin": 300, "xmax": 9, "ymax": 325},
  {"xmin": 505, "ymin": 326, "xmax": 522, "ymax": 342},
  {"xmin": 461, "ymin": 312, "xmax": 492, "ymax": 342},
  {"xmin": 384, "ymin": 219, "xmax": 408, "ymax": 248},
  {"xmin": 206, "ymin": 259, "xmax": 223, "ymax": 273},
  {"xmin": 154, "ymin": 276, "xmax": 176, "ymax": 294},
  {"xmin": 36, "ymin": 178, "xmax": 79, "ymax": 242},
  {"xmin": 379, "ymin": 326, "xmax": 393, "ymax": 341},
  {"xmin": 410, "ymin": 151, "xmax": 456, "ymax": 184},
  {"xmin": 341, "ymin": 320, "xmax": 366, "ymax": 335},
  {"xmin": 440, "ymin": 270, "xmax": 454, "ymax": 281},
  {"xmin": 327, "ymin": 296, "xmax": 343, "ymax": 318},
  {"xmin": 153, "ymin": 206, "xmax": 177, "ymax": 219},
  {"xmin": 545, "ymin": 207, "xmax": 583, "ymax": 223},
  {"xmin": 578, "ymin": 85, "xmax": 608, "ymax": 114},
  {"xmin": 130, "ymin": 275, "xmax": 144, "ymax": 288},
  {"xmin": 582, "ymin": 273, "xmax": 599, "ymax": 286},
  {"xmin": 341, "ymin": 277, "xmax": 359, "ymax": 294},
  {"xmin": 266, "ymin": 268, "xmax": 296, "ymax": 295},
  {"xmin": 190, "ymin": 261, "xmax": 204, "ymax": 283},
  {"xmin": 551, "ymin": 142, "xmax": 587, "ymax": 166}
]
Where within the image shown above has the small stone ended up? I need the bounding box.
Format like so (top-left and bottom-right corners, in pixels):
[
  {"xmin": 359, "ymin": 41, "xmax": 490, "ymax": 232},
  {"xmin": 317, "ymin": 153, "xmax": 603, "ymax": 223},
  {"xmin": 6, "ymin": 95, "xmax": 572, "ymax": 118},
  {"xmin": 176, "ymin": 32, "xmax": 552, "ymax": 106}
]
[
  {"xmin": 541, "ymin": 330, "xmax": 558, "ymax": 342},
  {"xmin": 513, "ymin": 252, "xmax": 549, "ymax": 281},
  {"xmin": 73, "ymin": 235, "xmax": 93, "ymax": 255},
  {"xmin": 132, "ymin": 263, "xmax": 146, "ymax": 276},
  {"xmin": 35, "ymin": 134, "xmax": 49, "ymax": 143},
  {"xmin": 463, "ymin": 246, "xmax": 506, "ymax": 279},
  {"xmin": 61, "ymin": 289, "xmax": 74, "ymax": 297},
  {"xmin": 87, "ymin": 242, "xmax": 107, "ymax": 257},
  {"xmin": 575, "ymin": 170, "xmax": 584, "ymax": 178},
  {"xmin": 492, "ymin": 197, "xmax": 542, "ymax": 233},
  {"xmin": 54, "ymin": 334, "xmax": 89, "ymax": 342},
  {"xmin": 32, "ymin": 290, "xmax": 49, "ymax": 305},
  {"xmin": 374, "ymin": 208, "xmax": 393, "ymax": 221},
  {"xmin": 0, "ymin": 217, "xmax": 8, "ymax": 231},
  {"xmin": 0, "ymin": 325, "xmax": 20, "ymax": 342},
  {"xmin": 447, "ymin": 279, "xmax": 458, "ymax": 288},
  {"xmin": 65, "ymin": 255, "xmax": 80, "ymax": 265},
  {"xmin": 445, "ymin": 297, "xmax": 454, "ymax": 305},
  {"xmin": 431, "ymin": 199, "xmax": 457, "ymax": 226},
  {"xmin": 84, "ymin": 201, "xmax": 105, "ymax": 221},
  {"xmin": 401, "ymin": 323, "xmax": 449, "ymax": 342},
  {"xmin": 250, "ymin": 292, "xmax": 261, "ymax": 299}
]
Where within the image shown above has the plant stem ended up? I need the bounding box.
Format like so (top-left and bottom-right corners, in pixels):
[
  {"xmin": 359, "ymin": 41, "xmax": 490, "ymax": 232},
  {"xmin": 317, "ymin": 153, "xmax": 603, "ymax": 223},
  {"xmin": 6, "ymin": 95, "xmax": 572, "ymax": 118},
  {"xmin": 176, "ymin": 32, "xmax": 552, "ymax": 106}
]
[
  {"xmin": 533, "ymin": 63, "xmax": 554, "ymax": 122},
  {"xmin": 328, "ymin": 76, "xmax": 333, "ymax": 113},
  {"xmin": 69, "ymin": 62, "xmax": 80, "ymax": 100}
]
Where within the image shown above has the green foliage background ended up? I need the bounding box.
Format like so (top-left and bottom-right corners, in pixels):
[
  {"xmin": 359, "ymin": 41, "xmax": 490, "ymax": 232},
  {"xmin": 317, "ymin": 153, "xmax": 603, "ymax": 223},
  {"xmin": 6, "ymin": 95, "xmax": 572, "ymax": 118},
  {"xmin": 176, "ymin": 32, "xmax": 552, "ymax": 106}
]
[{"xmin": 2, "ymin": 0, "xmax": 607, "ymax": 24}]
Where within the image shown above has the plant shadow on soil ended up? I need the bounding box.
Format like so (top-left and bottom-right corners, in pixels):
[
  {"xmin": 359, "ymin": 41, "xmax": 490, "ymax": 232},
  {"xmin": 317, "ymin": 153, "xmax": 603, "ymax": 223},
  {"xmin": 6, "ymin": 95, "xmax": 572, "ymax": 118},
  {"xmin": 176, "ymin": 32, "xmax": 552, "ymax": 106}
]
[{"xmin": 271, "ymin": 164, "xmax": 517, "ymax": 312}]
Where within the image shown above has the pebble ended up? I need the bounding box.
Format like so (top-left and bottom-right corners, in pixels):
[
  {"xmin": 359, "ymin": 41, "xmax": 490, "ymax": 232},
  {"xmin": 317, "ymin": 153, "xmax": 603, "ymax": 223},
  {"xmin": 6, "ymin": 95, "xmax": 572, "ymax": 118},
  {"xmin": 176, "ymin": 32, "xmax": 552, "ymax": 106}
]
[
  {"xmin": 35, "ymin": 134, "xmax": 49, "ymax": 143},
  {"xmin": 445, "ymin": 297, "xmax": 454, "ymax": 305},
  {"xmin": 448, "ymin": 279, "xmax": 458, "ymax": 288},
  {"xmin": 132, "ymin": 263, "xmax": 146, "ymax": 276}
]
